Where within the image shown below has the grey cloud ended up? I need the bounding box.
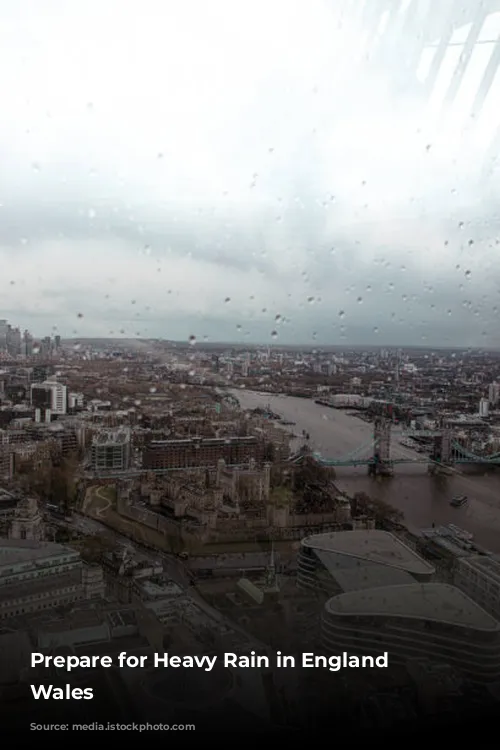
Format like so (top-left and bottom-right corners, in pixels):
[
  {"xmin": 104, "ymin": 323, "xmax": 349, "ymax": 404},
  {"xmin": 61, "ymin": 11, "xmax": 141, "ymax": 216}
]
[{"xmin": 2, "ymin": 0, "xmax": 500, "ymax": 346}]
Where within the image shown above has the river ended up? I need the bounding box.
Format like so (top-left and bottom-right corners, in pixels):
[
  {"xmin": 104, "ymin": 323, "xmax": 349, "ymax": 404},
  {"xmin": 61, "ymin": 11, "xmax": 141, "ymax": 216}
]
[{"xmin": 231, "ymin": 389, "xmax": 500, "ymax": 553}]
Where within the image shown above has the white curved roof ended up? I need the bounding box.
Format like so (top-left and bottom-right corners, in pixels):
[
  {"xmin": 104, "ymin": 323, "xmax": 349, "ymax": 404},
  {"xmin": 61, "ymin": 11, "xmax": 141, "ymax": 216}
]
[
  {"xmin": 325, "ymin": 583, "xmax": 500, "ymax": 631},
  {"xmin": 302, "ymin": 530, "xmax": 434, "ymax": 576}
]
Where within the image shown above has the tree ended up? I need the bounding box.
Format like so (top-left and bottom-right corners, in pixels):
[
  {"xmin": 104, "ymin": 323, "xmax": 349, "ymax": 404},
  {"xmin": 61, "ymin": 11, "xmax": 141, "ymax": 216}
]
[
  {"xmin": 293, "ymin": 456, "xmax": 335, "ymax": 490},
  {"xmin": 263, "ymin": 442, "xmax": 275, "ymax": 462},
  {"xmin": 353, "ymin": 491, "xmax": 403, "ymax": 526},
  {"xmin": 49, "ymin": 453, "xmax": 80, "ymax": 511},
  {"xmin": 17, "ymin": 452, "xmax": 80, "ymax": 512},
  {"xmin": 18, "ymin": 463, "xmax": 52, "ymax": 498},
  {"xmin": 79, "ymin": 534, "xmax": 114, "ymax": 563}
]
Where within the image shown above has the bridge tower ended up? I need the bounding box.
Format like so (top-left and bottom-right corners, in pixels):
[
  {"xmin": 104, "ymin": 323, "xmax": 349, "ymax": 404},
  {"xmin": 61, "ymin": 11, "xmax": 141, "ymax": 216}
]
[
  {"xmin": 440, "ymin": 430, "xmax": 452, "ymax": 464},
  {"xmin": 368, "ymin": 418, "xmax": 394, "ymax": 477},
  {"xmin": 428, "ymin": 429, "xmax": 453, "ymax": 473}
]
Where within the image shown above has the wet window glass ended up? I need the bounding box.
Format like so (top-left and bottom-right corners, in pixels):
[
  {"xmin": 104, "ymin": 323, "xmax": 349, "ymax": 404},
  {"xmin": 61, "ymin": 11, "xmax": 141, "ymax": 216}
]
[{"xmin": 1, "ymin": 0, "xmax": 500, "ymax": 736}]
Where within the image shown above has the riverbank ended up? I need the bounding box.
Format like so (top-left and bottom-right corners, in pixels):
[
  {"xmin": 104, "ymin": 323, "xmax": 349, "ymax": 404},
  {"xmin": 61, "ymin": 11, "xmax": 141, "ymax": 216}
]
[{"xmin": 232, "ymin": 389, "xmax": 500, "ymax": 553}]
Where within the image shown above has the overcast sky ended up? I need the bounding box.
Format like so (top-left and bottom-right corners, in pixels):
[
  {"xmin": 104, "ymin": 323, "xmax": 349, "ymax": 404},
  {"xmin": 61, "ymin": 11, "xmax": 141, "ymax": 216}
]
[{"xmin": 1, "ymin": 0, "xmax": 500, "ymax": 347}]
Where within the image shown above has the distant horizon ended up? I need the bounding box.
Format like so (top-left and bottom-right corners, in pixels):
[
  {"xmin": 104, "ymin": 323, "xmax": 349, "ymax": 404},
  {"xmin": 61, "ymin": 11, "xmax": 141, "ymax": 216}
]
[{"xmin": 51, "ymin": 337, "xmax": 500, "ymax": 353}]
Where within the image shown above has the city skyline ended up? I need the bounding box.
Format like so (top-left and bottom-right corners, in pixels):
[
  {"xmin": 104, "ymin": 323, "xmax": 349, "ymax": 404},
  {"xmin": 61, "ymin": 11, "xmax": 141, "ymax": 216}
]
[{"xmin": 4, "ymin": 312, "xmax": 500, "ymax": 353}]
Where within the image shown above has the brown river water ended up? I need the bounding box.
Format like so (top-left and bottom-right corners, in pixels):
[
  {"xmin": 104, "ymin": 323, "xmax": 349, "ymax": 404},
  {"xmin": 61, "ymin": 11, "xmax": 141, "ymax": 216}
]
[{"xmin": 231, "ymin": 389, "xmax": 500, "ymax": 553}]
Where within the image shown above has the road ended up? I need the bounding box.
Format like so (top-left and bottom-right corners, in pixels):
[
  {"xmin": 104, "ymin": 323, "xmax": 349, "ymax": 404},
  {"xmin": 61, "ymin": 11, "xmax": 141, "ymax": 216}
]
[
  {"xmin": 72, "ymin": 508, "xmax": 191, "ymax": 584},
  {"xmin": 233, "ymin": 389, "xmax": 500, "ymax": 552},
  {"xmin": 72, "ymin": 505, "xmax": 264, "ymax": 647}
]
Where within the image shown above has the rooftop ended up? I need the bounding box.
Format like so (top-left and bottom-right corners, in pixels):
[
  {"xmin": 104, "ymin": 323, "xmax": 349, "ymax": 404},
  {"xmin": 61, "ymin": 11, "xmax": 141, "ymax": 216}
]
[
  {"xmin": 325, "ymin": 583, "xmax": 500, "ymax": 631},
  {"xmin": 303, "ymin": 530, "xmax": 435, "ymax": 576},
  {"xmin": 330, "ymin": 565, "xmax": 416, "ymax": 592},
  {"xmin": 137, "ymin": 579, "xmax": 183, "ymax": 599},
  {"xmin": 0, "ymin": 540, "xmax": 78, "ymax": 569},
  {"xmin": 93, "ymin": 428, "xmax": 130, "ymax": 445},
  {"xmin": 107, "ymin": 608, "xmax": 138, "ymax": 629},
  {"xmin": 0, "ymin": 488, "xmax": 17, "ymax": 503},
  {"xmin": 0, "ymin": 570, "xmax": 82, "ymax": 604},
  {"xmin": 149, "ymin": 435, "xmax": 258, "ymax": 446},
  {"xmin": 459, "ymin": 555, "xmax": 500, "ymax": 583},
  {"xmin": 38, "ymin": 608, "xmax": 103, "ymax": 633}
]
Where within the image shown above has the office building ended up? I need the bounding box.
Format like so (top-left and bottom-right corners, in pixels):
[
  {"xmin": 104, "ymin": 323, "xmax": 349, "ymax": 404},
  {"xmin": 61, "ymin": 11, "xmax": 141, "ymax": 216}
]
[
  {"xmin": 488, "ymin": 382, "xmax": 500, "ymax": 405},
  {"xmin": 0, "ymin": 431, "xmax": 13, "ymax": 481},
  {"xmin": 479, "ymin": 398, "xmax": 489, "ymax": 418},
  {"xmin": 142, "ymin": 435, "xmax": 264, "ymax": 470},
  {"xmin": 91, "ymin": 427, "xmax": 131, "ymax": 472},
  {"xmin": 0, "ymin": 320, "xmax": 8, "ymax": 351},
  {"xmin": 68, "ymin": 392, "xmax": 84, "ymax": 412},
  {"xmin": 321, "ymin": 583, "xmax": 500, "ymax": 684},
  {"xmin": 454, "ymin": 555, "xmax": 500, "ymax": 621},
  {"xmin": 23, "ymin": 330, "xmax": 33, "ymax": 357},
  {"xmin": 6, "ymin": 327, "xmax": 21, "ymax": 357},
  {"xmin": 30, "ymin": 380, "xmax": 67, "ymax": 416},
  {"xmin": 297, "ymin": 529, "xmax": 435, "ymax": 595},
  {"xmin": 0, "ymin": 539, "xmax": 104, "ymax": 620}
]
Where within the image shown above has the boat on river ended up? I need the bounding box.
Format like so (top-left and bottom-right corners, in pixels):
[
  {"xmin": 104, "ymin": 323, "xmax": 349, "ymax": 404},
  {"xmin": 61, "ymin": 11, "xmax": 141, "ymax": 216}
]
[{"xmin": 447, "ymin": 523, "xmax": 473, "ymax": 541}]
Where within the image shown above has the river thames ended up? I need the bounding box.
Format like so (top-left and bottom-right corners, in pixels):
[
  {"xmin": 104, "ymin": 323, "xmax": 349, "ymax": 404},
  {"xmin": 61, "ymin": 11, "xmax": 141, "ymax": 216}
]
[{"xmin": 232, "ymin": 389, "xmax": 500, "ymax": 553}]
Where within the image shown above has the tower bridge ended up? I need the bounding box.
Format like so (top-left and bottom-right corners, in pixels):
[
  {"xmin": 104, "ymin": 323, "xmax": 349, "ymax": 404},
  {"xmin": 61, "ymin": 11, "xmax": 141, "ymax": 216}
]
[{"xmin": 310, "ymin": 418, "xmax": 500, "ymax": 475}]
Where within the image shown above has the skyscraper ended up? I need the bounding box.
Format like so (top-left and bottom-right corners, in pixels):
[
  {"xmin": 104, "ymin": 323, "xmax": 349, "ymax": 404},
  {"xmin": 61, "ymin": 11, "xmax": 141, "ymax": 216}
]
[{"xmin": 0, "ymin": 320, "xmax": 7, "ymax": 351}]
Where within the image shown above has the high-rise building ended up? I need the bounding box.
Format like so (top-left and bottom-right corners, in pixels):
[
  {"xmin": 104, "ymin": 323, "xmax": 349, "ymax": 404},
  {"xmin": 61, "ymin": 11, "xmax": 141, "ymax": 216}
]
[
  {"xmin": 23, "ymin": 330, "xmax": 33, "ymax": 357},
  {"xmin": 479, "ymin": 398, "xmax": 489, "ymax": 418},
  {"xmin": 91, "ymin": 428, "xmax": 131, "ymax": 472},
  {"xmin": 6, "ymin": 326, "xmax": 21, "ymax": 357},
  {"xmin": 0, "ymin": 320, "xmax": 35, "ymax": 358},
  {"xmin": 30, "ymin": 381, "xmax": 67, "ymax": 416},
  {"xmin": 40, "ymin": 336, "xmax": 51, "ymax": 357},
  {"xmin": 68, "ymin": 392, "xmax": 84, "ymax": 412},
  {"xmin": 0, "ymin": 432, "xmax": 13, "ymax": 482},
  {"xmin": 488, "ymin": 382, "xmax": 500, "ymax": 406},
  {"xmin": 0, "ymin": 320, "xmax": 8, "ymax": 351}
]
